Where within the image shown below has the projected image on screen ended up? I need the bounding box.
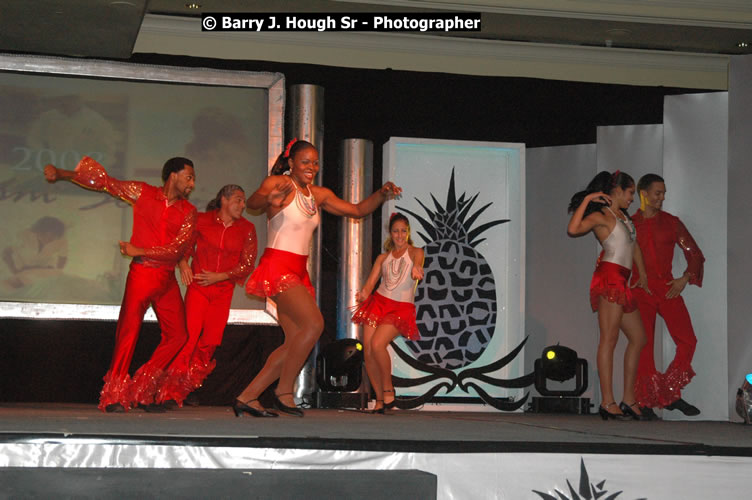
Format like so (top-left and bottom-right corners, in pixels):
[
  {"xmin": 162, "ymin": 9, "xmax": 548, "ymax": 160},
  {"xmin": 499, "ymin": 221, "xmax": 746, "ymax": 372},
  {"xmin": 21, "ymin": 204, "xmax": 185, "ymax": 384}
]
[{"xmin": 0, "ymin": 71, "xmax": 269, "ymax": 309}]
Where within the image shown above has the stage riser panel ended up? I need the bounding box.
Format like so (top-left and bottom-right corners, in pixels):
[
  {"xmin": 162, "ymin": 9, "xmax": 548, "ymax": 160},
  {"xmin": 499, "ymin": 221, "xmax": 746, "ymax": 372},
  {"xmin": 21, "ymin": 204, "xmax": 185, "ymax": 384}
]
[{"xmin": 0, "ymin": 469, "xmax": 437, "ymax": 500}]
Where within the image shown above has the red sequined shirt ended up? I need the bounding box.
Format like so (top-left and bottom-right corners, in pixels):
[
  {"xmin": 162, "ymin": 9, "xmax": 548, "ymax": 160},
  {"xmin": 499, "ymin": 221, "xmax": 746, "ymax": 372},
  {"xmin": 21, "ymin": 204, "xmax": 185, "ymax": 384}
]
[
  {"xmin": 72, "ymin": 156, "xmax": 197, "ymax": 268},
  {"xmin": 186, "ymin": 211, "xmax": 258, "ymax": 287},
  {"xmin": 631, "ymin": 209, "xmax": 705, "ymax": 287}
]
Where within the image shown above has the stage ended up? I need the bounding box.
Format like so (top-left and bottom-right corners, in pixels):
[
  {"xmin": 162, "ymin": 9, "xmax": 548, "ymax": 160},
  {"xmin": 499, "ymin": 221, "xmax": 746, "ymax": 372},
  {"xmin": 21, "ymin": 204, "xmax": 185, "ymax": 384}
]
[{"xmin": 1, "ymin": 403, "xmax": 750, "ymax": 499}]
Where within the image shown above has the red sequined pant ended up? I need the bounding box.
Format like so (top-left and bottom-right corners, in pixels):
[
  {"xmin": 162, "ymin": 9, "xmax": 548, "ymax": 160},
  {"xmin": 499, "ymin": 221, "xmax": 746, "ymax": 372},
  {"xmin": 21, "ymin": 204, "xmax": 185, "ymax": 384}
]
[
  {"xmin": 98, "ymin": 262, "xmax": 188, "ymax": 411},
  {"xmin": 633, "ymin": 281, "xmax": 697, "ymax": 408},
  {"xmin": 156, "ymin": 282, "xmax": 233, "ymax": 405}
]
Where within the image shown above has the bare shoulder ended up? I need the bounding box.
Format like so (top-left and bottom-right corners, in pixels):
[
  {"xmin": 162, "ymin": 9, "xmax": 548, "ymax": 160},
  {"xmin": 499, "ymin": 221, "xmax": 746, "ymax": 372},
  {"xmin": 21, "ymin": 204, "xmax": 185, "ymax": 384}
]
[
  {"xmin": 309, "ymin": 184, "xmax": 334, "ymax": 198},
  {"xmin": 408, "ymin": 245, "xmax": 424, "ymax": 261},
  {"xmin": 263, "ymin": 174, "xmax": 291, "ymax": 187},
  {"xmin": 585, "ymin": 208, "xmax": 608, "ymax": 224}
]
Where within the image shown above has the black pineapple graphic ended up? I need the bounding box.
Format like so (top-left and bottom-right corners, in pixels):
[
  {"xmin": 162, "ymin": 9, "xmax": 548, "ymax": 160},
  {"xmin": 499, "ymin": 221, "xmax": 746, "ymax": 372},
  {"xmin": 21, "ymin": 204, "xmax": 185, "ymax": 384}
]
[
  {"xmin": 398, "ymin": 168, "xmax": 509, "ymax": 369},
  {"xmin": 533, "ymin": 457, "xmax": 647, "ymax": 500}
]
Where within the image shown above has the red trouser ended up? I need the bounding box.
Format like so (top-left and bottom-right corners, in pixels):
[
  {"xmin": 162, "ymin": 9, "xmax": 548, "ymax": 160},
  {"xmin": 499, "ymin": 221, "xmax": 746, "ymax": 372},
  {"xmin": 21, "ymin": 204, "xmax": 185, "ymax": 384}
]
[
  {"xmin": 98, "ymin": 262, "xmax": 188, "ymax": 411},
  {"xmin": 156, "ymin": 282, "xmax": 233, "ymax": 405},
  {"xmin": 633, "ymin": 280, "xmax": 697, "ymax": 408}
]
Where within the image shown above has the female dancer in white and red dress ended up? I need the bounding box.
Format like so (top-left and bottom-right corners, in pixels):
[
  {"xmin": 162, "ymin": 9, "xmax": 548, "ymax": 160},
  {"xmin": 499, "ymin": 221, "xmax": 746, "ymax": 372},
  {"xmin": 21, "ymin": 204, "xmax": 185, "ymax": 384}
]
[
  {"xmin": 157, "ymin": 184, "xmax": 257, "ymax": 407},
  {"xmin": 351, "ymin": 212, "xmax": 424, "ymax": 413},
  {"xmin": 234, "ymin": 139, "xmax": 402, "ymax": 417},
  {"xmin": 567, "ymin": 170, "xmax": 649, "ymax": 420}
]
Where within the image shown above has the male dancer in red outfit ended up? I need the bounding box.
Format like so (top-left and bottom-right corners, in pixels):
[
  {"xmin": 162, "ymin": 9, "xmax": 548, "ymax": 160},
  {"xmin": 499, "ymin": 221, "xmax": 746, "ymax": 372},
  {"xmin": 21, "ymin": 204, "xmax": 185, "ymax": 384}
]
[
  {"xmin": 157, "ymin": 184, "xmax": 257, "ymax": 407},
  {"xmin": 44, "ymin": 156, "xmax": 197, "ymax": 412},
  {"xmin": 631, "ymin": 174, "xmax": 705, "ymax": 418}
]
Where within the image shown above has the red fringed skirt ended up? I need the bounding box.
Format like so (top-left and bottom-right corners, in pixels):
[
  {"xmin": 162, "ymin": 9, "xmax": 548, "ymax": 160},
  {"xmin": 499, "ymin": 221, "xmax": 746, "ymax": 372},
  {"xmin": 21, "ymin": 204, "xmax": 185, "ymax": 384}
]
[
  {"xmin": 246, "ymin": 247, "xmax": 315, "ymax": 299},
  {"xmin": 351, "ymin": 292, "xmax": 420, "ymax": 340},
  {"xmin": 589, "ymin": 261, "xmax": 637, "ymax": 313}
]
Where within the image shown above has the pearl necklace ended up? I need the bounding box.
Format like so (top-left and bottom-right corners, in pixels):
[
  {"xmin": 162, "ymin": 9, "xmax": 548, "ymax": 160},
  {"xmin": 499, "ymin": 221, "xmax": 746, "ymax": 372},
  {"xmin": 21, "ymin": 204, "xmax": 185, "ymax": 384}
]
[{"xmin": 383, "ymin": 251, "xmax": 409, "ymax": 291}]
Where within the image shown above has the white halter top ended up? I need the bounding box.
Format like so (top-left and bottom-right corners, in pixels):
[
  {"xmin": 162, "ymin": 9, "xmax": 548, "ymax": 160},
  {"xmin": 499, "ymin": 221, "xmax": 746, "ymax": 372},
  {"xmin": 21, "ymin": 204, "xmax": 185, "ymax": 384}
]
[
  {"xmin": 376, "ymin": 250, "xmax": 416, "ymax": 303},
  {"xmin": 267, "ymin": 182, "xmax": 320, "ymax": 256},
  {"xmin": 600, "ymin": 207, "xmax": 635, "ymax": 269}
]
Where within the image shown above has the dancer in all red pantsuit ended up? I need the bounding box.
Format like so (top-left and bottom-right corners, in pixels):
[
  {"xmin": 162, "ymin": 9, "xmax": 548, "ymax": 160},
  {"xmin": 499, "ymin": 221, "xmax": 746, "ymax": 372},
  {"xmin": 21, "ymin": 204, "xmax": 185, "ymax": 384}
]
[
  {"xmin": 44, "ymin": 156, "xmax": 197, "ymax": 412},
  {"xmin": 631, "ymin": 174, "xmax": 705, "ymax": 419},
  {"xmin": 157, "ymin": 184, "xmax": 257, "ymax": 407},
  {"xmin": 351, "ymin": 212, "xmax": 424, "ymax": 413}
]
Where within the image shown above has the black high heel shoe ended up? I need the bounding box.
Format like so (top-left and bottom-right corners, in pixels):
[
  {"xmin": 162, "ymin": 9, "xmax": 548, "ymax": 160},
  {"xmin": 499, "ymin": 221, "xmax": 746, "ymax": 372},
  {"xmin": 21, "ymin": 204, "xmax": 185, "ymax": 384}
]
[
  {"xmin": 274, "ymin": 392, "xmax": 304, "ymax": 417},
  {"xmin": 383, "ymin": 389, "xmax": 397, "ymax": 410},
  {"xmin": 233, "ymin": 399, "xmax": 278, "ymax": 418},
  {"xmin": 619, "ymin": 401, "xmax": 646, "ymax": 421},
  {"xmin": 371, "ymin": 400, "xmax": 385, "ymax": 415},
  {"xmin": 598, "ymin": 402, "xmax": 630, "ymax": 421}
]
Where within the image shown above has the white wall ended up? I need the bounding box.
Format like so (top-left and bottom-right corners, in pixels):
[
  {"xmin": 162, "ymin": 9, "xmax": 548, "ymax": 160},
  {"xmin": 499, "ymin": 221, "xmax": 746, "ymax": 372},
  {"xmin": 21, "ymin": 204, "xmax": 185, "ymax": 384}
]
[
  {"xmin": 727, "ymin": 55, "xmax": 752, "ymax": 422},
  {"xmin": 662, "ymin": 92, "xmax": 728, "ymax": 421},
  {"xmin": 525, "ymin": 144, "xmax": 599, "ymax": 401}
]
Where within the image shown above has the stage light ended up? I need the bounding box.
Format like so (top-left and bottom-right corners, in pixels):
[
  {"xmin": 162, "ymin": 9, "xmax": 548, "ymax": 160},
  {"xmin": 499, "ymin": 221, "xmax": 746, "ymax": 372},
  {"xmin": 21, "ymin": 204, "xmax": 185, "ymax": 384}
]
[
  {"xmin": 315, "ymin": 338, "xmax": 364, "ymax": 392},
  {"xmin": 735, "ymin": 373, "xmax": 752, "ymax": 424},
  {"xmin": 528, "ymin": 344, "xmax": 590, "ymax": 414},
  {"xmin": 534, "ymin": 344, "xmax": 588, "ymax": 397}
]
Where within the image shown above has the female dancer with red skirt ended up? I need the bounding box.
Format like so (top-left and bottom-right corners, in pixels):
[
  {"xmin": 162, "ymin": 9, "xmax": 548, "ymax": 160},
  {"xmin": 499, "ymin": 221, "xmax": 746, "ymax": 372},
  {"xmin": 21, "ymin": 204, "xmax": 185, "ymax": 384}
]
[
  {"xmin": 567, "ymin": 171, "xmax": 649, "ymax": 420},
  {"xmin": 234, "ymin": 139, "xmax": 402, "ymax": 417},
  {"xmin": 157, "ymin": 184, "xmax": 257, "ymax": 407},
  {"xmin": 351, "ymin": 212, "xmax": 424, "ymax": 413}
]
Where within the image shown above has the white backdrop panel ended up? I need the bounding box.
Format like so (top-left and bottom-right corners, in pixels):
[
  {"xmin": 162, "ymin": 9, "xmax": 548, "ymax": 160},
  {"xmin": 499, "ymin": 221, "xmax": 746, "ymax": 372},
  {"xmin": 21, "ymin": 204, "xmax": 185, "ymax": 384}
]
[
  {"xmin": 663, "ymin": 92, "xmax": 728, "ymax": 421},
  {"xmin": 727, "ymin": 55, "xmax": 752, "ymax": 422},
  {"xmin": 383, "ymin": 138, "xmax": 525, "ymax": 402},
  {"xmin": 525, "ymin": 144, "xmax": 598, "ymax": 401}
]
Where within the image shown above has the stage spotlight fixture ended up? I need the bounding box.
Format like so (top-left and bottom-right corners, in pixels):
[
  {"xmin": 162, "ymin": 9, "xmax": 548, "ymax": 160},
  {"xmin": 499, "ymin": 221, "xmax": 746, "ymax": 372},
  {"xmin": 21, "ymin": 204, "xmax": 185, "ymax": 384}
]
[
  {"xmin": 529, "ymin": 344, "xmax": 590, "ymax": 414},
  {"xmin": 735, "ymin": 373, "xmax": 752, "ymax": 424},
  {"xmin": 315, "ymin": 338, "xmax": 364, "ymax": 392},
  {"xmin": 534, "ymin": 344, "xmax": 588, "ymax": 396}
]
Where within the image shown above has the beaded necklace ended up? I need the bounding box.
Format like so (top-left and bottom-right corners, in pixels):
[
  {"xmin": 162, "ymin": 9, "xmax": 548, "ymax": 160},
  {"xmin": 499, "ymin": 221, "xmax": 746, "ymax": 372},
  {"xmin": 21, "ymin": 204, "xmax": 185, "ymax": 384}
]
[{"xmin": 292, "ymin": 181, "xmax": 317, "ymax": 218}]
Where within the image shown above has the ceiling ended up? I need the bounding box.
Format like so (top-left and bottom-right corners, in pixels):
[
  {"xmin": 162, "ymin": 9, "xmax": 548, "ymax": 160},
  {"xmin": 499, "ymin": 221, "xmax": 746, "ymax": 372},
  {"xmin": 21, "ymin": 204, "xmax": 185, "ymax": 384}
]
[{"xmin": 1, "ymin": 0, "xmax": 751, "ymax": 60}]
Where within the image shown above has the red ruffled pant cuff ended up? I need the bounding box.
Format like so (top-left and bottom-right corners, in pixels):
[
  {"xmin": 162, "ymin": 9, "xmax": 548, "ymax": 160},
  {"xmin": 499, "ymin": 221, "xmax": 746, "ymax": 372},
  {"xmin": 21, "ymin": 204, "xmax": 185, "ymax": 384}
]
[
  {"xmin": 128, "ymin": 364, "xmax": 166, "ymax": 407},
  {"xmin": 98, "ymin": 371, "xmax": 133, "ymax": 412},
  {"xmin": 156, "ymin": 358, "xmax": 216, "ymax": 406},
  {"xmin": 635, "ymin": 364, "xmax": 696, "ymax": 408}
]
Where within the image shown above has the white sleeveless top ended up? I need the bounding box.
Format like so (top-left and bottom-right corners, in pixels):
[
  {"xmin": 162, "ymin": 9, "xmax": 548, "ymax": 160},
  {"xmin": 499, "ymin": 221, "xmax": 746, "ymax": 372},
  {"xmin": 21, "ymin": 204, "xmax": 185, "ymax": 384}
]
[
  {"xmin": 600, "ymin": 207, "xmax": 635, "ymax": 269},
  {"xmin": 267, "ymin": 183, "xmax": 320, "ymax": 256},
  {"xmin": 376, "ymin": 250, "xmax": 416, "ymax": 303}
]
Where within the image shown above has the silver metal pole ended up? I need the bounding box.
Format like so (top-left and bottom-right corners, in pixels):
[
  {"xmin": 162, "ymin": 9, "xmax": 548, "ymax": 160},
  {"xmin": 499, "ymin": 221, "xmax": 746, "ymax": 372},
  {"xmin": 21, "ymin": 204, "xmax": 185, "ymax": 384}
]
[
  {"xmin": 337, "ymin": 139, "xmax": 373, "ymax": 341},
  {"xmin": 288, "ymin": 84, "xmax": 324, "ymax": 405}
]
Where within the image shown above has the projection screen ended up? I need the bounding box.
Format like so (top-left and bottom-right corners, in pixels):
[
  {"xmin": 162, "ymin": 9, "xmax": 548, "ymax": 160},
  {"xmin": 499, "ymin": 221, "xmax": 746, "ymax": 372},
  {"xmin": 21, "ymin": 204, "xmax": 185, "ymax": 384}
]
[{"xmin": 0, "ymin": 54, "xmax": 283, "ymax": 324}]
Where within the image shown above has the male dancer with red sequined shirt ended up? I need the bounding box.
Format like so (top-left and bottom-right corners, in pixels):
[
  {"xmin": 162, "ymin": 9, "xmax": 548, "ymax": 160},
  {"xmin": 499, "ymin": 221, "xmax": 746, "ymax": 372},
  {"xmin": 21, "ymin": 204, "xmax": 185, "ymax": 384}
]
[
  {"xmin": 44, "ymin": 156, "xmax": 197, "ymax": 412},
  {"xmin": 157, "ymin": 184, "xmax": 257, "ymax": 407},
  {"xmin": 631, "ymin": 174, "xmax": 705, "ymax": 418}
]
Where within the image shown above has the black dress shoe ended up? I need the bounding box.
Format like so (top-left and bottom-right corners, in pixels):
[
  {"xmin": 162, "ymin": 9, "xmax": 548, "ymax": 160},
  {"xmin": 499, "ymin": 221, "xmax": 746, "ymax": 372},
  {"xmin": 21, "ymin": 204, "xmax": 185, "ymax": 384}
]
[
  {"xmin": 232, "ymin": 399, "xmax": 278, "ymax": 418},
  {"xmin": 639, "ymin": 406, "xmax": 660, "ymax": 420},
  {"xmin": 184, "ymin": 393, "xmax": 200, "ymax": 407},
  {"xmin": 665, "ymin": 398, "xmax": 701, "ymax": 416},
  {"xmin": 162, "ymin": 399, "xmax": 179, "ymax": 410},
  {"xmin": 274, "ymin": 392, "xmax": 304, "ymax": 417},
  {"xmin": 138, "ymin": 403, "xmax": 167, "ymax": 413},
  {"xmin": 105, "ymin": 403, "xmax": 125, "ymax": 413}
]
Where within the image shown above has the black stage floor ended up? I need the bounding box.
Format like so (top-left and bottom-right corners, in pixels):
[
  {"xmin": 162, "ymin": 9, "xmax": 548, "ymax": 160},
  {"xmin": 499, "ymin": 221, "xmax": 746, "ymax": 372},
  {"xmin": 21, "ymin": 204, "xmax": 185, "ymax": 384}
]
[{"xmin": 1, "ymin": 403, "xmax": 750, "ymax": 456}]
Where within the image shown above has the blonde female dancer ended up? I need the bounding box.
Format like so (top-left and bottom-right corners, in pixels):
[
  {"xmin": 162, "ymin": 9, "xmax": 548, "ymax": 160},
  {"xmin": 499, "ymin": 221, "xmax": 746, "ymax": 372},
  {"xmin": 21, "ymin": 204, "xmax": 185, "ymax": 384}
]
[{"xmin": 352, "ymin": 212, "xmax": 424, "ymax": 413}]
